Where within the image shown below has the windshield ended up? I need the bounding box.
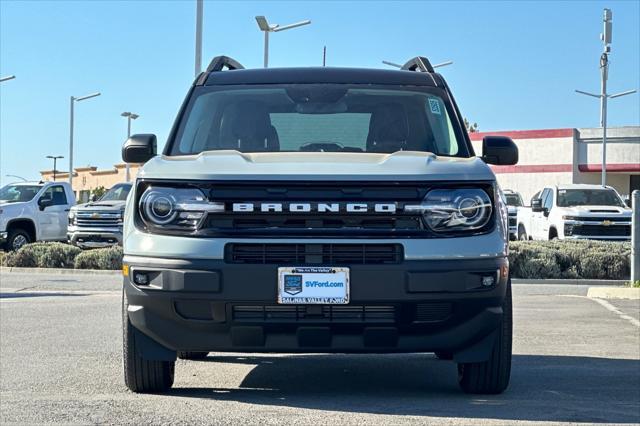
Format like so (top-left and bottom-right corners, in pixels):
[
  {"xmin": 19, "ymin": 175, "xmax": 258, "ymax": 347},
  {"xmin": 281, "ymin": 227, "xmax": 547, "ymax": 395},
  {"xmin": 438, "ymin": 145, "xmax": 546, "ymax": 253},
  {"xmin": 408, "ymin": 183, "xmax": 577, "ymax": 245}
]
[
  {"xmin": 169, "ymin": 85, "xmax": 467, "ymax": 156},
  {"xmin": 99, "ymin": 184, "xmax": 131, "ymax": 202},
  {"xmin": 557, "ymin": 189, "xmax": 625, "ymax": 207},
  {"xmin": 505, "ymin": 194, "xmax": 523, "ymax": 207},
  {"xmin": 0, "ymin": 184, "xmax": 42, "ymax": 203}
]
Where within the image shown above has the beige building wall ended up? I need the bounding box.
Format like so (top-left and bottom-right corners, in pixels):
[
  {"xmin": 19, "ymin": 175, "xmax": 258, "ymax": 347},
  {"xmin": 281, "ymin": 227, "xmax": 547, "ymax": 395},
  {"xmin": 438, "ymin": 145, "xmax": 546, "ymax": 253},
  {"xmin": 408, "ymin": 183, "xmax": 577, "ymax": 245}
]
[{"xmin": 41, "ymin": 163, "xmax": 141, "ymax": 203}]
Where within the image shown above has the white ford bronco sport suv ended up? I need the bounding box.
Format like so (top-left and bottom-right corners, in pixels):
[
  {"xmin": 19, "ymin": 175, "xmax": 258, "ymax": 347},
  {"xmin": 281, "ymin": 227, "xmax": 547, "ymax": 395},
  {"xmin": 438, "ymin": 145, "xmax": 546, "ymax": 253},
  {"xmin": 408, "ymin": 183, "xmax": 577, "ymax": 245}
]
[{"xmin": 121, "ymin": 56, "xmax": 519, "ymax": 394}]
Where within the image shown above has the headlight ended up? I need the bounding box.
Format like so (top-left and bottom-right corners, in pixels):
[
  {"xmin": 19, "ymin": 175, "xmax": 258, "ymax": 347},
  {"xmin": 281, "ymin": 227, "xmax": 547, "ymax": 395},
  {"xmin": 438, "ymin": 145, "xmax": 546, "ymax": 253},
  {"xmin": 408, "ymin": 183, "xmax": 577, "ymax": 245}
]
[
  {"xmin": 68, "ymin": 210, "xmax": 76, "ymax": 225},
  {"xmin": 406, "ymin": 188, "xmax": 493, "ymax": 232},
  {"xmin": 139, "ymin": 186, "xmax": 223, "ymax": 231}
]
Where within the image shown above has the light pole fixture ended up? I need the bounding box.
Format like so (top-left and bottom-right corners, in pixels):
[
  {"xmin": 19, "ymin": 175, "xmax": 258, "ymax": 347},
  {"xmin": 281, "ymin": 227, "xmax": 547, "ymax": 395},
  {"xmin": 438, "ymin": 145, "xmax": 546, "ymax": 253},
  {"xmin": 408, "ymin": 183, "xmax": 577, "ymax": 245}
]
[
  {"xmin": 0, "ymin": 75, "xmax": 16, "ymax": 83},
  {"xmin": 194, "ymin": 0, "xmax": 203, "ymax": 77},
  {"xmin": 69, "ymin": 92, "xmax": 101, "ymax": 185},
  {"xmin": 575, "ymin": 8, "xmax": 637, "ymax": 187},
  {"xmin": 5, "ymin": 174, "xmax": 27, "ymax": 182},
  {"xmin": 255, "ymin": 16, "xmax": 311, "ymax": 68},
  {"xmin": 46, "ymin": 155, "xmax": 64, "ymax": 181},
  {"xmin": 121, "ymin": 112, "xmax": 140, "ymax": 182}
]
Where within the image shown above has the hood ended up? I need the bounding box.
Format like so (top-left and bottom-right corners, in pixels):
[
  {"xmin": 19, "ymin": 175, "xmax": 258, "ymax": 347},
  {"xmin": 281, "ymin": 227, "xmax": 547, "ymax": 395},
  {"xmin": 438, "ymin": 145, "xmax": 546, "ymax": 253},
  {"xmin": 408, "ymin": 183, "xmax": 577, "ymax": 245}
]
[
  {"xmin": 72, "ymin": 200, "xmax": 126, "ymax": 212},
  {"xmin": 561, "ymin": 205, "xmax": 632, "ymax": 216},
  {"xmin": 140, "ymin": 151, "xmax": 496, "ymax": 182}
]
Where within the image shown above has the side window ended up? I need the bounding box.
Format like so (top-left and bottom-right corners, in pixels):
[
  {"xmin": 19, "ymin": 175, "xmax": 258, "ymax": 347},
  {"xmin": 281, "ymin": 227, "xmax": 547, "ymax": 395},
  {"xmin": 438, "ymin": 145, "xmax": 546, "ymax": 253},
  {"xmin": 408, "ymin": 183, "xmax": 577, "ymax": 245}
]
[
  {"xmin": 41, "ymin": 186, "xmax": 68, "ymax": 206},
  {"xmin": 543, "ymin": 189, "xmax": 554, "ymax": 211}
]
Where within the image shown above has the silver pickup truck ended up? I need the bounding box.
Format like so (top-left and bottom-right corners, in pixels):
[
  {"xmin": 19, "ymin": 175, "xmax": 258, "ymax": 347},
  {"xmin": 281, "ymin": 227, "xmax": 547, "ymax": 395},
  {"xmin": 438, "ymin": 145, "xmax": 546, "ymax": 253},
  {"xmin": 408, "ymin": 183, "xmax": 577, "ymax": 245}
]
[{"xmin": 67, "ymin": 183, "xmax": 131, "ymax": 248}]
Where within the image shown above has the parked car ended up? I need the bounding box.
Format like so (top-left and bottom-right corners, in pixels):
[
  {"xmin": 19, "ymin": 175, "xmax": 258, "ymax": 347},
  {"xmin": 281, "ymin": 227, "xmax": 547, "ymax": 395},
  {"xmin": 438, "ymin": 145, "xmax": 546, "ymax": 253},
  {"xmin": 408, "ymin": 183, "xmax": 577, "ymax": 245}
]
[
  {"xmin": 517, "ymin": 184, "xmax": 632, "ymax": 241},
  {"xmin": 67, "ymin": 182, "xmax": 131, "ymax": 248},
  {"xmin": 0, "ymin": 181, "xmax": 76, "ymax": 250},
  {"xmin": 502, "ymin": 189, "xmax": 523, "ymax": 241},
  {"xmin": 120, "ymin": 55, "xmax": 518, "ymax": 395}
]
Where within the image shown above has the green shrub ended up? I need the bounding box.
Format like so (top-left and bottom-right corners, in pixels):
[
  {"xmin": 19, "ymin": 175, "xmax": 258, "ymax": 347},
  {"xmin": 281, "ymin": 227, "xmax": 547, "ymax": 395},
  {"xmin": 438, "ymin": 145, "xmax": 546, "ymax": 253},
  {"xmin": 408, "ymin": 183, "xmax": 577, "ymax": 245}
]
[
  {"xmin": 74, "ymin": 246, "xmax": 123, "ymax": 270},
  {"xmin": 509, "ymin": 240, "xmax": 631, "ymax": 280},
  {"xmin": 3, "ymin": 242, "xmax": 81, "ymax": 268}
]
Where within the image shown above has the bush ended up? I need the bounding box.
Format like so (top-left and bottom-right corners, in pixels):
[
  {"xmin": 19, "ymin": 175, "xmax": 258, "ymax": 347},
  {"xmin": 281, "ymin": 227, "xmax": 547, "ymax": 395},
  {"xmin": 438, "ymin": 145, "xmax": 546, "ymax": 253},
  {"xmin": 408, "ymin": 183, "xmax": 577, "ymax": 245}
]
[
  {"xmin": 3, "ymin": 242, "xmax": 81, "ymax": 268},
  {"xmin": 74, "ymin": 246, "xmax": 123, "ymax": 270},
  {"xmin": 509, "ymin": 240, "xmax": 631, "ymax": 280}
]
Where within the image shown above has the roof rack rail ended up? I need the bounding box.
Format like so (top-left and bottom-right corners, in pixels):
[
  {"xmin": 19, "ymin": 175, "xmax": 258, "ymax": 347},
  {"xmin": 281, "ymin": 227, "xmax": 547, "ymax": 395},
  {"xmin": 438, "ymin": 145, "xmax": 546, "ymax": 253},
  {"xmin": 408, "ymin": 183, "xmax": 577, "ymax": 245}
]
[
  {"xmin": 401, "ymin": 56, "xmax": 435, "ymax": 73},
  {"xmin": 206, "ymin": 56, "xmax": 245, "ymax": 72}
]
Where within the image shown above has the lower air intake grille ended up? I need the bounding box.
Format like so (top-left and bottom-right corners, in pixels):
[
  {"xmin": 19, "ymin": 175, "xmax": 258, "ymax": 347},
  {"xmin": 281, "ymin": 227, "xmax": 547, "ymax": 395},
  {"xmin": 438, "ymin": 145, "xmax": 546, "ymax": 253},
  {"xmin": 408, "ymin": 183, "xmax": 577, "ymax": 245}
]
[
  {"xmin": 232, "ymin": 305, "xmax": 396, "ymax": 323},
  {"xmin": 414, "ymin": 303, "xmax": 453, "ymax": 322},
  {"xmin": 226, "ymin": 243, "xmax": 403, "ymax": 265}
]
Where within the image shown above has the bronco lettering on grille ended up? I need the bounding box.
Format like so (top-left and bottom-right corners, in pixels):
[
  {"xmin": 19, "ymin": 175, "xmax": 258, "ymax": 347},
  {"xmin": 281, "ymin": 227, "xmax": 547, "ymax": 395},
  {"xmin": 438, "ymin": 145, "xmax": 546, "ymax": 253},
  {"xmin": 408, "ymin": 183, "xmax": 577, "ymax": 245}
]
[{"xmin": 231, "ymin": 202, "xmax": 397, "ymax": 213}]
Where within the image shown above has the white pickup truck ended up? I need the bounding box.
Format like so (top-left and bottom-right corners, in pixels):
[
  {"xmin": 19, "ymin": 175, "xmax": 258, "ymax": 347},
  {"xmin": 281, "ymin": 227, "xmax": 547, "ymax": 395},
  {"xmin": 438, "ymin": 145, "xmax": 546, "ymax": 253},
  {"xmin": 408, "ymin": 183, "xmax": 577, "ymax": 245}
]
[
  {"xmin": 516, "ymin": 184, "xmax": 632, "ymax": 241},
  {"xmin": 0, "ymin": 181, "xmax": 76, "ymax": 250}
]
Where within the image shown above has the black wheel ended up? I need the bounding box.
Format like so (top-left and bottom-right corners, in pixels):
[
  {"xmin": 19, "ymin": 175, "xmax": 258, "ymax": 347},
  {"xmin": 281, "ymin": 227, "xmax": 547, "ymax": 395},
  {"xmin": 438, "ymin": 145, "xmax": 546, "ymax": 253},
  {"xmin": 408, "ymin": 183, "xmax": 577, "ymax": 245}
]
[
  {"xmin": 122, "ymin": 291, "xmax": 174, "ymax": 393},
  {"xmin": 7, "ymin": 228, "xmax": 31, "ymax": 251},
  {"xmin": 517, "ymin": 226, "xmax": 527, "ymax": 241},
  {"xmin": 434, "ymin": 351, "xmax": 453, "ymax": 360},
  {"xmin": 457, "ymin": 279, "xmax": 512, "ymax": 394},
  {"xmin": 178, "ymin": 351, "xmax": 208, "ymax": 360}
]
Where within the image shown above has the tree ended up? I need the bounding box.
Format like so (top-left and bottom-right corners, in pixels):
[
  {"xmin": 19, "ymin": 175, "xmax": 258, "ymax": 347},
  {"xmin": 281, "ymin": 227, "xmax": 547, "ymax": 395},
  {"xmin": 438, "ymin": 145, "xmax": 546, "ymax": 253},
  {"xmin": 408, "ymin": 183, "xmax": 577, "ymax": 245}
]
[
  {"xmin": 464, "ymin": 118, "xmax": 479, "ymax": 133},
  {"xmin": 92, "ymin": 186, "xmax": 106, "ymax": 201}
]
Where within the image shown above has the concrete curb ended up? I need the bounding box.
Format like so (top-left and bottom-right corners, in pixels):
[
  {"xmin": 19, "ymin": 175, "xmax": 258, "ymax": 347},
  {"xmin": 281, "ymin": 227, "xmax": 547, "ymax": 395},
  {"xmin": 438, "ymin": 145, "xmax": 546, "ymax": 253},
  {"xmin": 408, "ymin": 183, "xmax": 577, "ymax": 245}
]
[
  {"xmin": 0, "ymin": 266, "xmax": 120, "ymax": 276},
  {"xmin": 512, "ymin": 278, "xmax": 627, "ymax": 286},
  {"xmin": 587, "ymin": 287, "xmax": 640, "ymax": 300}
]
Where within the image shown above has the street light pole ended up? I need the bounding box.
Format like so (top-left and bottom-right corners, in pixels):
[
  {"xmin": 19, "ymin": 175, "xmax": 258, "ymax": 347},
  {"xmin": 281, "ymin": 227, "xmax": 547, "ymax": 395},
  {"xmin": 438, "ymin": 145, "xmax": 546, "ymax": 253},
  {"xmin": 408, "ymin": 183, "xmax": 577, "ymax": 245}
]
[
  {"xmin": 255, "ymin": 16, "xmax": 311, "ymax": 68},
  {"xmin": 195, "ymin": 0, "xmax": 203, "ymax": 77},
  {"xmin": 69, "ymin": 92, "xmax": 101, "ymax": 185},
  {"xmin": 46, "ymin": 155, "xmax": 64, "ymax": 181},
  {"xmin": 575, "ymin": 9, "xmax": 637, "ymax": 187},
  {"xmin": 121, "ymin": 112, "xmax": 139, "ymax": 182}
]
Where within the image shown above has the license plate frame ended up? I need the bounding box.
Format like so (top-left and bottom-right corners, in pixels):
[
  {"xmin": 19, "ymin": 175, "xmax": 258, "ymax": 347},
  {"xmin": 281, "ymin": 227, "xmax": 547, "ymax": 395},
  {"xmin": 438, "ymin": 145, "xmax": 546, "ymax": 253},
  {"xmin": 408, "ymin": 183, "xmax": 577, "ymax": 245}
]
[{"xmin": 277, "ymin": 266, "xmax": 350, "ymax": 304}]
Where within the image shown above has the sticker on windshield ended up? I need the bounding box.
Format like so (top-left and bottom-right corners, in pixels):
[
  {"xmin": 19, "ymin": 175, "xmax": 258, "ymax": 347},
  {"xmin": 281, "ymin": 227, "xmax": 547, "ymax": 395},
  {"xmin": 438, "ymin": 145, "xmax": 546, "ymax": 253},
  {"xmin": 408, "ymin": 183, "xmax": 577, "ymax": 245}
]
[{"xmin": 428, "ymin": 98, "xmax": 442, "ymax": 115}]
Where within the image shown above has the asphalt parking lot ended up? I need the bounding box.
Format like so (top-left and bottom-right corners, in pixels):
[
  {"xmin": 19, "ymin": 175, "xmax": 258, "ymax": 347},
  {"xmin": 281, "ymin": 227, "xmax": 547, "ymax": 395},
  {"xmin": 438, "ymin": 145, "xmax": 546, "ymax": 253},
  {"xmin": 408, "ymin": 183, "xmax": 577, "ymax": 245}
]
[{"xmin": 1, "ymin": 272, "xmax": 639, "ymax": 425}]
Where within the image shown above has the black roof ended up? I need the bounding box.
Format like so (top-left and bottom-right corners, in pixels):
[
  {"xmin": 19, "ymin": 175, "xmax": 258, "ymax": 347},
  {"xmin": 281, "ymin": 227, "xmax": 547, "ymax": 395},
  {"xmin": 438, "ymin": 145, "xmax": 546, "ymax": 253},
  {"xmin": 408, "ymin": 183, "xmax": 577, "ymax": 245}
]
[{"xmin": 203, "ymin": 67, "xmax": 442, "ymax": 87}]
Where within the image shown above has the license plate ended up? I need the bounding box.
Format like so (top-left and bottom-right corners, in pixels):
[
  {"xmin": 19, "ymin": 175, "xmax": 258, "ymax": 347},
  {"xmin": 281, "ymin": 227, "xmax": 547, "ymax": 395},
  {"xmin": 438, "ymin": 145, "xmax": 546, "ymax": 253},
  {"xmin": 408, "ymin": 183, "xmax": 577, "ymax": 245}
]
[{"xmin": 277, "ymin": 267, "xmax": 349, "ymax": 304}]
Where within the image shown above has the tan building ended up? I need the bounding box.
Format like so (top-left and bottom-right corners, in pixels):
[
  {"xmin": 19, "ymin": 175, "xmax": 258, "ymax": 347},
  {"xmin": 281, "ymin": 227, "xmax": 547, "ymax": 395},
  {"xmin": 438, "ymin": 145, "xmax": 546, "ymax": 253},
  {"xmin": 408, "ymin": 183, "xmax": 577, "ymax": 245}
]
[
  {"xmin": 470, "ymin": 126, "xmax": 640, "ymax": 202},
  {"xmin": 41, "ymin": 163, "xmax": 141, "ymax": 203}
]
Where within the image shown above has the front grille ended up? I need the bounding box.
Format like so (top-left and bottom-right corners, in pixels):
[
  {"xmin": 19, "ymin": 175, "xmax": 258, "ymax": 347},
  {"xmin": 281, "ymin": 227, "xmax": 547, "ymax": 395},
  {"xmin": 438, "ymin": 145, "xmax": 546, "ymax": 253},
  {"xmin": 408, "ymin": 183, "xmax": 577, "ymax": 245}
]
[
  {"xmin": 414, "ymin": 302, "xmax": 453, "ymax": 322},
  {"xmin": 232, "ymin": 305, "xmax": 396, "ymax": 323},
  {"xmin": 141, "ymin": 181, "xmax": 495, "ymax": 238},
  {"xmin": 76, "ymin": 211, "xmax": 121, "ymax": 228},
  {"xmin": 508, "ymin": 216, "xmax": 517, "ymax": 227},
  {"xmin": 226, "ymin": 243, "xmax": 403, "ymax": 264},
  {"xmin": 570, "ymin": 224, "xmax": 630, "ymax": 237},
  {"xmin": 571, "ymin": 216, "xmax": 631, "ymax": 223}
]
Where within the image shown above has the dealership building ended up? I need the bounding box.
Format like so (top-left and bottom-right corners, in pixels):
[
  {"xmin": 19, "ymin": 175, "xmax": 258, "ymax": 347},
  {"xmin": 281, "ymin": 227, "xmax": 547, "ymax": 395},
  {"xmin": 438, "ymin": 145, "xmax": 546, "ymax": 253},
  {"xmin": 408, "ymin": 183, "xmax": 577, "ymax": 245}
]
[
  {"xmin": 40, "ymin": 126, "xmax": 639, "ymax": 205},
  {"xmin": 470, "ymin": 126, "xmax": 640, "ymax": 203}
]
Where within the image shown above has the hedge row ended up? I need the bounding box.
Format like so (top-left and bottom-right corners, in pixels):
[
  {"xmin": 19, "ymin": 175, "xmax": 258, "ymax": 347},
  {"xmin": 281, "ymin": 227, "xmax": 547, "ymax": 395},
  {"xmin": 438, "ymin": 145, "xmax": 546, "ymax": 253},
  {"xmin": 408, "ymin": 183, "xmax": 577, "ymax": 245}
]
[
  {"xmin": 1, "ymin": 242, "xmax": 122, "ymax": 270},
  {"xmin": 1, "ymin": 240, "xmax": 633, "ymax": 279},
  {"xmin": 508, "ymin": 240, "xmax": 631, "ymax": 280}
]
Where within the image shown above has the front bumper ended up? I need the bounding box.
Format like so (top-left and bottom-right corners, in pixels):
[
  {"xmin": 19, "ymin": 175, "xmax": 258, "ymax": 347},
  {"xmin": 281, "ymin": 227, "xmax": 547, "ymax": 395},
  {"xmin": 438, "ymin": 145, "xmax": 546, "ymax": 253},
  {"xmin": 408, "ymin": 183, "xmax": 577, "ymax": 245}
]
[
  {"xmin": 124, "ymin": 254, "xmax": 508, "ymax": 361},
  {"xmin": 67, "ymin": 227, "xmax": 123, "ymax": 248}
]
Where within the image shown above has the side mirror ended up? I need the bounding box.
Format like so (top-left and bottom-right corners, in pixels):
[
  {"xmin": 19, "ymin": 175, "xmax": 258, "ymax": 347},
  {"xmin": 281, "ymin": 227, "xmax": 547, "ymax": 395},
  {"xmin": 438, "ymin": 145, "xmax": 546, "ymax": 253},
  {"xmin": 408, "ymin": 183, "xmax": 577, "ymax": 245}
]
[
  {"xmin": 91, "ymin": 195, "xmax": 99, "ymax": 202},
  {"xmin": 122, "ymin": 134, "xmax": 157, "ymax": 164},
  {"xmin": 531, "ymin": 198, "xmax": 543, "ymax": 212},
  {"xmin": 482, "ymin": 136, "xmax": 518, "ymax": 165},
  {"xmin": 38, "ymin": 197, "xmax": 53, "ymax": 211}
]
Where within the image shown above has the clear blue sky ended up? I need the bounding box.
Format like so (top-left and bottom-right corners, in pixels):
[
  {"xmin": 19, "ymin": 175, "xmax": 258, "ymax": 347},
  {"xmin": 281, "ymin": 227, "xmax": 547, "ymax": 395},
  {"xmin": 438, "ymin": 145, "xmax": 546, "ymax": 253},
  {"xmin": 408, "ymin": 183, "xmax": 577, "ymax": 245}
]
[{"xmin": 1, "ymin": 0, "xmax": 639, "ymax": 186}]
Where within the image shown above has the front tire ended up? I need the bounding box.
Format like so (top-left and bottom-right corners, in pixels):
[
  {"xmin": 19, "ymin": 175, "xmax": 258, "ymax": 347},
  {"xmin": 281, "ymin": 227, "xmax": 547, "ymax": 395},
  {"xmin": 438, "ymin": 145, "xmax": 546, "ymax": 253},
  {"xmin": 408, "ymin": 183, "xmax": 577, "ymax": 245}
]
[
  {"xmin": 457, "ymin": 279, "xmax": 512, "ymax": 394},
  {"xmin": 122, "ymin": 291, "xmax": 175, "ymax": 393},
  {"xmin": 7, "ymin": 228, "xmax": 31, "ymax": 251},
  {"xmin": 517, "ymin": 226, "xmax": 527, "ymax": 241}
]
